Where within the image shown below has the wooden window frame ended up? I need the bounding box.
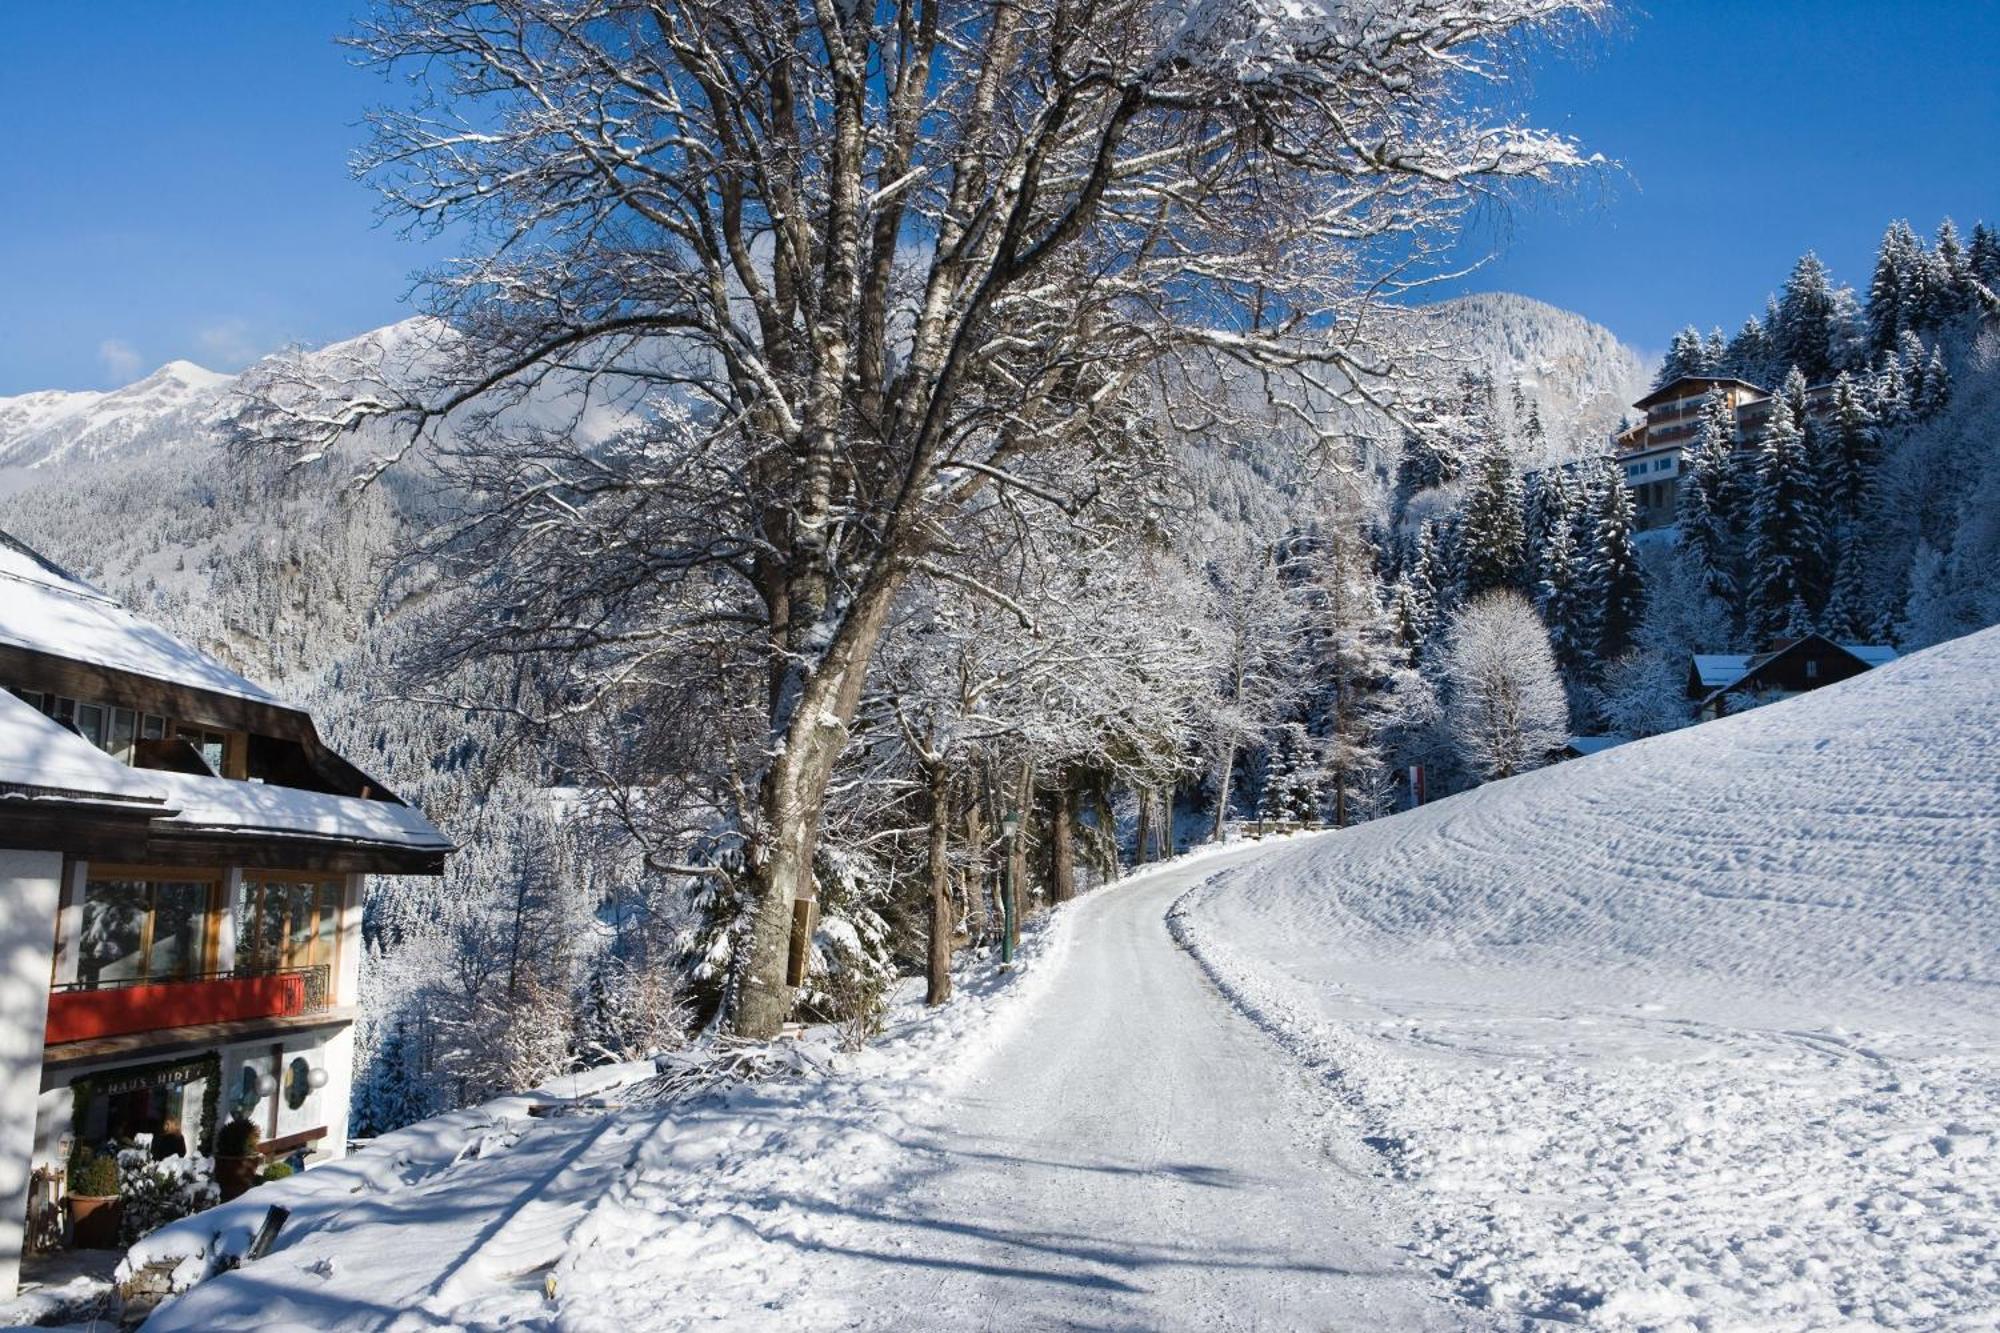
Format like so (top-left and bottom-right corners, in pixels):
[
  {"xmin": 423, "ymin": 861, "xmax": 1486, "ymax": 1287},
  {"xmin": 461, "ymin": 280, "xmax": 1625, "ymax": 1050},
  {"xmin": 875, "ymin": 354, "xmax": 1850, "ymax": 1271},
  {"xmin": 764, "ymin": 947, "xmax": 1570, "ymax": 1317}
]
[
  {"xmin": 239, "ymin": 871, "xmax": 345, "ymax": 977},
  {"xmin": 75, "ymin": 865, "xmax": 226, "ymax": 985}
]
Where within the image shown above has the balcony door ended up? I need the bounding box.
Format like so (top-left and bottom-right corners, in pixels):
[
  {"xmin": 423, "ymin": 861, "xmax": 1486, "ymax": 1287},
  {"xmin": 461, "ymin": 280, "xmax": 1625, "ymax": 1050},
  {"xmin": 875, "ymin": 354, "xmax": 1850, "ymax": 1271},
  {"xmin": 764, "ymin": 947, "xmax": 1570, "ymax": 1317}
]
[
  {"xmin": 235, "ymin": 874, "xmax": 342, "ymax": 977},
  {"xmin": 75, "ymin": 869, "xmax": 221, "ymax": 987}
]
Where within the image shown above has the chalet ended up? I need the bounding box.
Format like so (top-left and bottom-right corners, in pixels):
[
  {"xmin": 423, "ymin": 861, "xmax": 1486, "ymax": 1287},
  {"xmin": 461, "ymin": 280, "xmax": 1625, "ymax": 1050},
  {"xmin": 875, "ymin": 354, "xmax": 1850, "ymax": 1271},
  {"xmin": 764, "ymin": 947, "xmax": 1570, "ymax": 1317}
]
[
  {"xmin": 1688, "ymin": 636, "xmax": 1898, "ymax": 720},
  {"xmin": 0, "ymin": 533, "xmax": 449, "ymax": 1290}
]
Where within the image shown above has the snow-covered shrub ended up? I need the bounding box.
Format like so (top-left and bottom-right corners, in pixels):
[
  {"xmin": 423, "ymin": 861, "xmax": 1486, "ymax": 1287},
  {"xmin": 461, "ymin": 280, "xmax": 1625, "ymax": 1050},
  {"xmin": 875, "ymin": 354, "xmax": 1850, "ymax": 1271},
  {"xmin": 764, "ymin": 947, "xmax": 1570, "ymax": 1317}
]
[{"xmin": 114, "ymin": 1151, "xmax": 219, "ymax": 1246}]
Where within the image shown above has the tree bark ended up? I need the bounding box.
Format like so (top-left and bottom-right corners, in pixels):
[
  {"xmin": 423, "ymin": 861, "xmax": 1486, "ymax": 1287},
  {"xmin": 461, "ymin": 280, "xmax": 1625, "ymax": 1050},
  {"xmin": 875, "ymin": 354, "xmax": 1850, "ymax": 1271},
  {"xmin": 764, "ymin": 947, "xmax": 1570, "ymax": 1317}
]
[
  {"xmin": 733, "ymin": 565, "xmax": 903, "ymax": 1038},
  {"xmin": 1049, "ymin": 775, "xmax": 1076, "ymax": 904},
  {"xmin": 1213, "ymin": 743, "xmax": 1235, "ymax": 843},
  {"xmin": 924, "ymin": 768, "xmax": 954, "ymax": 1006}
]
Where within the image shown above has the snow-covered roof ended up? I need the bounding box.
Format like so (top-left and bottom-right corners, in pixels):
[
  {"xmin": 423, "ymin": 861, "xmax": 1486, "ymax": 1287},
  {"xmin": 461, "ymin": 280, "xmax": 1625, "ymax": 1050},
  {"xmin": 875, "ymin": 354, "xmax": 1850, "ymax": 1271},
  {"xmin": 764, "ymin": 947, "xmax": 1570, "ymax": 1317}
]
[
  {"xmin": 0, "ymin": 688, "xmax": 171, "ymax": 806},
  {"xmin": 0, "ymin": 533, "xmax": 282, "ymax": 706},
  {"xmin": 1562, "ymin": 735, "xmax": 1628, "ymax": 757},
  {"xmin": 1692, "ymin": 654, "xmax": 1751, "ymax": 689},
  {"xmin": 146, "ymin": 771, "xmax": 452, "ymax": 852},
  {"xmin": 1840, "ymin": 644, "xmax": 1899, "ymax": 668}
]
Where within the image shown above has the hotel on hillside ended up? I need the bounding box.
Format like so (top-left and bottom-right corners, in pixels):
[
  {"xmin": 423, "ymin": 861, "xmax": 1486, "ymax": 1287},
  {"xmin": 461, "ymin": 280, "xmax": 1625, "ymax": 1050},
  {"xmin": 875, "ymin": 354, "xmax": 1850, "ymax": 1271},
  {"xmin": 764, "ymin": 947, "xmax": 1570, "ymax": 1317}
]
[
  {"xmin": 1609, "ymin": 372, "xmax": 1841, "ymax": 530},
  {"xmin": 0, "ymin": 532, "xmax": 450, "ymax": 1291}
]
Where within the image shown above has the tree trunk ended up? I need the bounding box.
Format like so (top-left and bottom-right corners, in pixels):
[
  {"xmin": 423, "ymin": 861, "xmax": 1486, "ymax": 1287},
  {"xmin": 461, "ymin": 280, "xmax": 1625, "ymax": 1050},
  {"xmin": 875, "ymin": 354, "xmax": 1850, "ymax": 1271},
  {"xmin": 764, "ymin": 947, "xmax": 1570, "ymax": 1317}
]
[
  {"xmin": 1144, "ymin": 784, "xmax": 1160, "ymax": 868},
  {"xmin": 963, "ymin": 800, "xmax": 990, "ymax": 946},
  {"xmin": 733, "ymin": 567, "xmax": 902, "ymax": 1039},
  {"xmin": 1213, "ymin": 743, "xmax": 1235, "ymax": 843},
  {"xmin": 925, "ymin": 768, "xmax": 954, "ymax": 1006},
  {"xmin": 1049, "ymin": 776, "xmax": 1076, "ymax": 904}
]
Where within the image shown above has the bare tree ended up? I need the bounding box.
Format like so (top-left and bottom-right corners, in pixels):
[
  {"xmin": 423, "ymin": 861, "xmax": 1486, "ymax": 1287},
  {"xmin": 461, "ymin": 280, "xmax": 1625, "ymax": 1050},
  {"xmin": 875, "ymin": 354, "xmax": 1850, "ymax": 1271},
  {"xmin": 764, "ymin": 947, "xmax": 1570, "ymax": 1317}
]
[
  {"xmin": 1443, "ymin": 591, "xmax": 1568, "ymax": 780},
  {"xmin": 248, "ymin": 0, "xmax": 1604, "ymax": 1035}
]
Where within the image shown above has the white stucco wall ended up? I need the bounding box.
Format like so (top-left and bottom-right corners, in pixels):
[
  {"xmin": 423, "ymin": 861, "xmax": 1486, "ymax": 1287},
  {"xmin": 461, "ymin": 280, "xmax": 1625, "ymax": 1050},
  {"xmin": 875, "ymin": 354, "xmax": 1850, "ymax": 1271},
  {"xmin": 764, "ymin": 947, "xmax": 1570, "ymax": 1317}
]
[{"xmin": 0, "ymin": 850, "xmax": 62, "ymax": 1293}]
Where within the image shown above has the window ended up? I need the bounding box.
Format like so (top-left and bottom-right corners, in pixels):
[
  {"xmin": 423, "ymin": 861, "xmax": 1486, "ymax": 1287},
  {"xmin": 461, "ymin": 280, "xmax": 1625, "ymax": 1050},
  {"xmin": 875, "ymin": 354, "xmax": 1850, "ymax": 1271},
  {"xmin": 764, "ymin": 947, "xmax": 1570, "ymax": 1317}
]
[
  {"xmin": 76, "ymin": 874, "xmax": 216, "ymax": 986},
  {"xmin": 236, "ymin": 874, "xmax": 343, "ymax": 975},
  {"xmin": 108, "ymin": 707, "xmax": 138, "ymax": 763},
  {"xmin": 177, "ymin": 726, "xmax": 228, "ymax": 775},
  {"xmin": 1805, "ymin": 660, "xmax": 1820, "ymax": 681}
]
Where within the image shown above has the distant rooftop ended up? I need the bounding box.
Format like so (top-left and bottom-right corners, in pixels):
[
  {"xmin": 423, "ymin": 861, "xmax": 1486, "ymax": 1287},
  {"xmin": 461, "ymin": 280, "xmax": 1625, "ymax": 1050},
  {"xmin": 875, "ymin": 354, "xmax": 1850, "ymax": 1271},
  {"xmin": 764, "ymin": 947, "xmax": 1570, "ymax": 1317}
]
[{"xmin": 1632, "ymin": 374, "xmax": 1770, "ymax": 411}]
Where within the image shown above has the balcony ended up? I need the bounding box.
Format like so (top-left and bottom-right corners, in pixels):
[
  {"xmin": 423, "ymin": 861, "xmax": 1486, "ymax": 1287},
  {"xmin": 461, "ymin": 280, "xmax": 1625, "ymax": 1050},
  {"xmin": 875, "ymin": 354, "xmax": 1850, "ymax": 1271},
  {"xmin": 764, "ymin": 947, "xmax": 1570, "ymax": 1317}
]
[{"xmin": 46, "ymin": 966, "xmax": 331, "ymax": 1045}]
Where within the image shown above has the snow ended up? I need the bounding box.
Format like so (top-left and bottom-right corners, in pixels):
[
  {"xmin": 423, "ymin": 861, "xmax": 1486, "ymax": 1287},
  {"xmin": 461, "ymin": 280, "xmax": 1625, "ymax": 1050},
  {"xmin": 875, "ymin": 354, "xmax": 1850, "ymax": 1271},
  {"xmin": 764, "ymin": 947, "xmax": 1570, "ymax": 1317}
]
[
  {"xmin": 0, "ymin": 360, "xmax": 234, "ymax": 470},
  {"xmin": 1172, "ymin": 626, "xmax": 2000, "ymax": 1327},
  {"xmin": 1690, "ymin": 652, "xmax": 1751, "ymax": 689},
  {"xmin": 133, "ymin": 841, "xmax": 1440, "ymax": 1331},
  {"xmin": 0, "ymin": 532, "xmax": 282, "ymax": 705},
  {"xmin": 82, "ymin": 634, "xmax": 2000, "ymax": 1329},
  {"xmin": 147, "ymin": 771, "xmax": 450, "ymax": 852},
  {"xmin": 0, "ymin": 688, "xmax": 169, "ymax": 804}
]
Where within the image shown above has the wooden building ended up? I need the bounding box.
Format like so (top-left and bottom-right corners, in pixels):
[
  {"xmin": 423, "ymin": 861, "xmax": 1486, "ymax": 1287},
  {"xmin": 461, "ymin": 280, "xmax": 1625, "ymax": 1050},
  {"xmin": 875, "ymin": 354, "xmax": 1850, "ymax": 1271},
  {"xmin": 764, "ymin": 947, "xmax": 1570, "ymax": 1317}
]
[
  {"xmin": 0, "ymin": 533, "xmax": 449, "ymax": 1290},
  {"xmin": 1688, "ymin": 636, "xmax": 1898, "ymax": 720}
]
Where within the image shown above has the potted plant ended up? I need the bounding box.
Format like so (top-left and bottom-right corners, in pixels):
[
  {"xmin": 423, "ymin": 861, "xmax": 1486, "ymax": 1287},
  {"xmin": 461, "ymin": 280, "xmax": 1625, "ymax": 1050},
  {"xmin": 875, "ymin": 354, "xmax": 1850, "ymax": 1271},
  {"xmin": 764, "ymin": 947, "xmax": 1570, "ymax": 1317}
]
[
  {"xmin": 66, "ymin": 1146, "xmax": 122, "ymax": 1249},
  {"xmin": 213, "ymin": 1118, "xmax": 263, "ymax": 1202}
]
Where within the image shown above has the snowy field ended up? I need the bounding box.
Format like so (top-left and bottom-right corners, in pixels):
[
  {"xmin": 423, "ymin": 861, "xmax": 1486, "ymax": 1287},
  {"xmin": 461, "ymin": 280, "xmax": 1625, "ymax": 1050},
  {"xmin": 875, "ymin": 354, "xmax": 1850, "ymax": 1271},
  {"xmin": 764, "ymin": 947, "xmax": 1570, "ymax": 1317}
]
[{"xmin": 1175, "ymin": 627, "xmax": 2000, "ymax": 1327}]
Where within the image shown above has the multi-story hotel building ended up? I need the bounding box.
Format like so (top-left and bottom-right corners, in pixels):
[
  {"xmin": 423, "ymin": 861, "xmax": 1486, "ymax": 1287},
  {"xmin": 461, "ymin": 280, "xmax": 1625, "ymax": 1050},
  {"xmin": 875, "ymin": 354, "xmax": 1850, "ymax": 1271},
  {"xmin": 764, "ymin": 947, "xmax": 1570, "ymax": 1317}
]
[
  {"xmin": 1610, "ymin": 373, "xmax": 1844, "ymax": 530},
  {"xmin": 0, "ymin": 532, "xmax": 449, "ymax": 1291}
]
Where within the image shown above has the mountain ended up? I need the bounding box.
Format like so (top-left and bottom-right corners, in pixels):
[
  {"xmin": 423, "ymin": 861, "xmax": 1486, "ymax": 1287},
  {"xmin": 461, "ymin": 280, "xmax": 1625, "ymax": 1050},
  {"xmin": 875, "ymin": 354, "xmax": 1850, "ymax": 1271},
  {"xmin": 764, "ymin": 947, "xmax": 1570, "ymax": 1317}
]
[
  {"xmin": 1417, "ymin": 290, "xmax": 1654, "ymax": 458},
  {"xmin": 0, "ymin": 360, "xmax": 237, "ymax": 471}
]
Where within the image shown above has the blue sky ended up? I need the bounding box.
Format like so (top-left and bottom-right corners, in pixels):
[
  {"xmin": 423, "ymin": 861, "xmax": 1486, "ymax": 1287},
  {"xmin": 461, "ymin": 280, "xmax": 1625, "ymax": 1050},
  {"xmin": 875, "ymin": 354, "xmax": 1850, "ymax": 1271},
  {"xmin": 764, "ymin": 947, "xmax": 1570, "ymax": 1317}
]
[{"xmin": 2, "ymin": 2, "xmax": 1996, "ymax": 393}]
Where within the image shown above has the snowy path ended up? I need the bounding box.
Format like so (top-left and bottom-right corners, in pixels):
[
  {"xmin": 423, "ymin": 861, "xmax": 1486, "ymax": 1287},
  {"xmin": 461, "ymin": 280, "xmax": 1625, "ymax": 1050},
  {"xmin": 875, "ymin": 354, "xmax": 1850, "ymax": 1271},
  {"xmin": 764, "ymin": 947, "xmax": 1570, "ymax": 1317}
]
[
  {"xmin": 733, "ymin": 844, "xmax": 1462, "ymax": 1330},
  {"xmin": 143, "ymin": 842, "xmax": 1463, "ymax": 1332}
]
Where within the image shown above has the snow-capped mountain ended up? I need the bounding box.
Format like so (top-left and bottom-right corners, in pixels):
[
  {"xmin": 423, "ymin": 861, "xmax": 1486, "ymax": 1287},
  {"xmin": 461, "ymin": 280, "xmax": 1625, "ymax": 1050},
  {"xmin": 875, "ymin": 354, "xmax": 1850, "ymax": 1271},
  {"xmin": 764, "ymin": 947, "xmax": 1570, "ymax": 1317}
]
[
  {"xmin": 0, "ymin": 359, "xmax": 237, "ymax": 469},
  {"xmin": 1417, "ymin": 290, "xmax": 1654, "ymax": 448}
]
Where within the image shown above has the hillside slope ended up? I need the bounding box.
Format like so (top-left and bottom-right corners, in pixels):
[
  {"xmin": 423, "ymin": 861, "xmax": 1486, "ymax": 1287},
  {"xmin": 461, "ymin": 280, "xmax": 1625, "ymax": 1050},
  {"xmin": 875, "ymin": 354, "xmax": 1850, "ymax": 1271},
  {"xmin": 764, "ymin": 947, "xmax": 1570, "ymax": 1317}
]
[{"xmin": 1177, "ymin": 627, "xmax": 2000, "ymax": 1327}]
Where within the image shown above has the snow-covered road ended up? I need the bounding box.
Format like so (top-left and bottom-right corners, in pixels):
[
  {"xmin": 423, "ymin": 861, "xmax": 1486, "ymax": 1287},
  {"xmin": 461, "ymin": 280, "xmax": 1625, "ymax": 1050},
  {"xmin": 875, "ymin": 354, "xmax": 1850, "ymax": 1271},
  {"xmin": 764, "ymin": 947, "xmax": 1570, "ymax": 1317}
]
[
  {"xmin": 739, "ymin": 842, "xmax": 1461, "ymax": 1330},
  {"xmin": 143, "ymin": 840, "xmax": 1463, "ymax": 1332}
]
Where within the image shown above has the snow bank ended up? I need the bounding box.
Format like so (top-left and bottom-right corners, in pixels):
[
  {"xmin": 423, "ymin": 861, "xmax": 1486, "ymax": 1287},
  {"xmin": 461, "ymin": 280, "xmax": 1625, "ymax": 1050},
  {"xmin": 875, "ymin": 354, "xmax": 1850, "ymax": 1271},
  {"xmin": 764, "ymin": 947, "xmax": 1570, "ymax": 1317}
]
[{"xmin": 1175, "ymin": 626, "xmax": 2000, "ymax": 1327}]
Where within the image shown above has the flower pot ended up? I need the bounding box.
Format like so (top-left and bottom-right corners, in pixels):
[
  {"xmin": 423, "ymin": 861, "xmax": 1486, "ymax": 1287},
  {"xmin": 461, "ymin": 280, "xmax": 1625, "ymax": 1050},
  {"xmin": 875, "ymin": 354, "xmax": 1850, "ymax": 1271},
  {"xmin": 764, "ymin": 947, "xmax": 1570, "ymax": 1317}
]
[
  {"xmin": 214, "ymin": 1154, "xmax": 262, "ymax": 1202},
  {"xmin": 68, "ymin": 1194, "xmax": 122, "ymax": 1249}
]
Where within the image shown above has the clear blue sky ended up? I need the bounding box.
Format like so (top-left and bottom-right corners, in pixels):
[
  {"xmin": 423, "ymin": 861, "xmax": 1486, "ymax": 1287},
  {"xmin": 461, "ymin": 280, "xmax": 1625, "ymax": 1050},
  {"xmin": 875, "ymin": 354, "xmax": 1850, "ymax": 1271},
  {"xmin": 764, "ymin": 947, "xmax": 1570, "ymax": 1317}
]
[{"xmin": 2, "ymin": 2, "xmax": 1996, "ymax": 392}]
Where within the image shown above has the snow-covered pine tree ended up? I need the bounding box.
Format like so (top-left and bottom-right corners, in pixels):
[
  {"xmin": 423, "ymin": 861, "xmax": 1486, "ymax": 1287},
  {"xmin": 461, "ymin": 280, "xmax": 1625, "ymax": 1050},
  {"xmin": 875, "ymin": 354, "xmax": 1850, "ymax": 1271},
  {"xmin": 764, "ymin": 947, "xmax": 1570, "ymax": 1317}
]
[
  {"xmin": 1918, "ymin": 346, "xmax": 1952, "ymax": 419},
  {"xmin": 1868, "ymin": 219, "xmax": 1923, "ymax": 354},
  {"xmin": 1934, "ymin": 219, "xmax": 1973, "ymax": 318},
  {"xmin": 1722, "ymin": 316, "xmax": 1773, "ymax": 385},
  {"xmin": 1305, "ymin": 524, "xmax": 1402, "ymax": 827},
  {"xmin": 1585, "ymin": 467, "xmax": 1646, "ymax": 665},
  {"xmin": 1970, "ymin": 222, "xmax": 2000, "ymax": 289},
  {"xmin": 1654, "ymin": 325, "xmax": 1708, "ymax": 388},
  {"xmin": 1459, "ymin": 434, "xmax": 1526, "ymax": 596},
  {"xmin": 1825, "ymin": 371, "xmax": 1878, "ymax": 525},
  {"xmin": 1535, "ymin": 516, "xmax": 1593, "ymax": 685},
  {"xmin": 1703, "ymin": 327, "xmax": 1729, "ymax": 373},
  {"xmin": 1744, "ymin": 391, "xmax": 1825, "ymax": 641},
  {"xmin": 1773, "ymin": 252, "xmax": 1839, "ymax": 384},
  {"xmin": 1677, "ymin": 390, "xmax": 1738, "ymax": 602}
]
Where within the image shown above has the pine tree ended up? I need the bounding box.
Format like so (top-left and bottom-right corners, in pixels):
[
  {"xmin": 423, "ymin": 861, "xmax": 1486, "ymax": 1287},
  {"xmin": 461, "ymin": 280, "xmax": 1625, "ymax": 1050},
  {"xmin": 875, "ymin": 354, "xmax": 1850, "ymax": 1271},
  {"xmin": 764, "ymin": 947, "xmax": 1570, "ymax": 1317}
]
[
  {"xmin": 1936, "ymin": 219, "xmax": 1973, "ymax": 316},
  {"xmin": 1703, "ymin": 327, "xmax": 1728, "ymax": 373},
  {"xmin": 1825, "ymin": 372, "xmax": 1878, "ymax": 524},
  {"xmin": 1722, "ymin": 316, "xmax": 1772, "ymax": 385},
  {"xmin": 1773, "ymin": 252, "xmax": 1839, "ymax": 384},
  {"xmin": 1535, "ymin": 517, "xmax": 1592, "ymax": 684},
  {"xmin": 1459, "ymin": 435, "xmax": 1526, "ymax": 596},
  {"xmin": 1821, "ymin": 523, "xmax": 1870, "ymax": 641},
  {"xmin": 1969, "ymin": 222, "xmax": 2000, "ymax": 289},
  {"xmin": 1585, "ymin": 467, "xmax": 1645, "ymax": 664},
  {"xmin": 1677, "ymin": 391, "xmax": 1737, "ymax": 601},
  {"xmin": 1654, "ymin": 325, "xmax": 1709, "ymax": 388},
  {"xmin": 1867, "ymin": 219, "xmax": 1922, "ymax": 353},
  {"xmin": 1918, "ymin": 347, "xmax": 1951, "ymax": 419},
  {"xmin": 1744, "ymin": 392, "xmax": 1824, "ymax": 641}
]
